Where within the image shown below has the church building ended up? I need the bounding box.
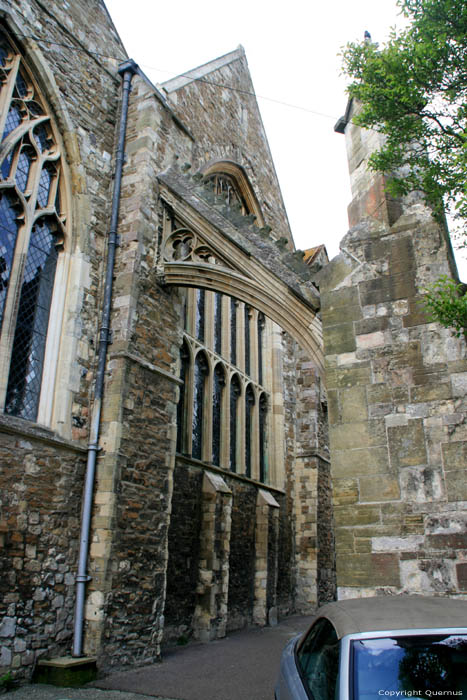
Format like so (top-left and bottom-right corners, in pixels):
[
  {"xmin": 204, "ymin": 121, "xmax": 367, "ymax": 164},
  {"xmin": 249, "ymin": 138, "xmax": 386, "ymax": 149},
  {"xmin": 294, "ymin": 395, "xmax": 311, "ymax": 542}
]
[{"xmin": 0, "ymin": 0, "xmax": 466, "ymax": 682}]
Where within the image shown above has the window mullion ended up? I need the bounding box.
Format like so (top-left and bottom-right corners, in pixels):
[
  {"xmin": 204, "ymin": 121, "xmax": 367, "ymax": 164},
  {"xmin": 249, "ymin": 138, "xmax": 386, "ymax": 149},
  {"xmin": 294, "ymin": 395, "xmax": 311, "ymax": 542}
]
[{"xmin": 0, "ymin": 54, "xmax": 20, "ymax": 140}]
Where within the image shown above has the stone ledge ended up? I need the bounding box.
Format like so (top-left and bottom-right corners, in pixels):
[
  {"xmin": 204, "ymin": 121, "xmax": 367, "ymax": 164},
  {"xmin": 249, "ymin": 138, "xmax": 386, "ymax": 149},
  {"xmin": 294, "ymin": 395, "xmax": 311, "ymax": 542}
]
[
  {"xmin": 34, "ymin": 656, "xmax": 97, "ymax": 687},
  {"xmin": 0, "ymin": 414, "xmax": 87, "ymax": 454}
]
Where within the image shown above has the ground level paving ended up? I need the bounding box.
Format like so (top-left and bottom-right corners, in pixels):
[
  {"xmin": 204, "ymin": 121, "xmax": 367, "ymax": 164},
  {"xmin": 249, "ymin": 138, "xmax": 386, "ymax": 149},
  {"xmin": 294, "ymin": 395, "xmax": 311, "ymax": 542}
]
[{"xmin": 10, "ymin": 614, "xmax": 314, "ymax": 700}]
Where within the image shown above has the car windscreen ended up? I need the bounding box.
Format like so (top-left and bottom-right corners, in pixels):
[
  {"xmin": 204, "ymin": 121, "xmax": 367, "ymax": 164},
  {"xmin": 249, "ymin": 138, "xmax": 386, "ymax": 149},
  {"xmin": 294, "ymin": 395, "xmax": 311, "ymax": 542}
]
[{"xmin": 351, "ymin": 634, "xmax": 467, "ymax": 700}]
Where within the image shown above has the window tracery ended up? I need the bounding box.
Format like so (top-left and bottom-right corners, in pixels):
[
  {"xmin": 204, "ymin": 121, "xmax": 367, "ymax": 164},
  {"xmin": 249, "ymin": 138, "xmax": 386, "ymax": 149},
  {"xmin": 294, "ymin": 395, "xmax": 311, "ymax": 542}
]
[
  {"xmin": 177, "ymin": 288, "xmax": 271, "ymax": 482},
  {"xmin": 204, "ymin": 173, "xmax": 250, "ymax": 216},
  {"xmin": 0, "ymin": 30, "xmax": 66, "ymax": 422}
]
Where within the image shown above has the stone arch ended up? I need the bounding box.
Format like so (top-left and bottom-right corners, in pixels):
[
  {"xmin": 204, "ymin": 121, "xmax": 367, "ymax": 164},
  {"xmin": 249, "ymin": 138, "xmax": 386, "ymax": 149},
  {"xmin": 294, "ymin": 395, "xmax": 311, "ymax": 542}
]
[
  {"xmin": 201, "ymin": 160, "xmax": 264, "ymax": 226},
  {"xmin": 162, "ymin": 262, "xmax": 324, "ymax": 376}
]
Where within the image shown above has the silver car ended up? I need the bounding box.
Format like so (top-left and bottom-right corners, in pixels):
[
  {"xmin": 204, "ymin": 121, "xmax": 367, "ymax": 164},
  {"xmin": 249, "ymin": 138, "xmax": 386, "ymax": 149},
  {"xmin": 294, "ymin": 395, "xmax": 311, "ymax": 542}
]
[{"xmin": 275, "ymin": 596, "xmax": 467, "ymax": 700}]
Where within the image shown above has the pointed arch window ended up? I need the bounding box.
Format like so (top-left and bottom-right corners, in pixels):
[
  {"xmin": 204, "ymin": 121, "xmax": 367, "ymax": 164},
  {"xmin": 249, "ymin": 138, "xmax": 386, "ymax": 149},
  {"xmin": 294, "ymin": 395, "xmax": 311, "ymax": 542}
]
[
  {"xmin": 176, "ymin": 341, "xmax": 190, "ymax": 454},
  {"xmin": 257, "ymin": 312, "xmax": 265, "ymax": 386},
  {"xmin": 229, "ymin": 374, "xmax": 241, "ymax": 473},
  {"xmin": 212, "ymin": 363, "xmax": 225, "ymax": 466},
  {"xmin": 244, "ymin": 304, "xmax": 251, "ymax": 375},
  {"xmin": 0, "ymin": 30, "xmax": 67, "ymax": 422},
  {"xmin": 259, "ymin": 393, "xmax": 268, "ymax": 482},
  {"xmin": 230, "ymin": 297, "xmax": 237, "ymax": 365},
  {"xmin": 213, "ymin": 291, "xmax": 222, "ymax": 355},
  {"xmin": 192, "ymin": 351, "xmax": 209, "ymax": 460},
  {"xmin": 195, "ymin": 288, "xmax": 205, "ymax": 342},
  {"xmin": 245, "ymin": 384, "xmax": 255, "ymax": 479}
]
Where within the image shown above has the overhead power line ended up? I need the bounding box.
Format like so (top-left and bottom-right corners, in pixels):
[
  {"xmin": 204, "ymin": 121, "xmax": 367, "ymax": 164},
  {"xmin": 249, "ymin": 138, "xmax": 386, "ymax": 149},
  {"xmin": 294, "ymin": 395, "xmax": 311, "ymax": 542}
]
[{"xmin": 16, "ymin": 33, "xmax": 340, "ymax": 122}]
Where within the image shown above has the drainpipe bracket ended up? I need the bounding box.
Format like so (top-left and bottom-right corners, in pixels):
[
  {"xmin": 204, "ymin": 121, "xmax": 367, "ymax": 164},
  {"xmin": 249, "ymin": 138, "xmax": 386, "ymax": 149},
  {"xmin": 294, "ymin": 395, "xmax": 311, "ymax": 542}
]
[
  {"xmin": 76, "ymin": 574, "xmax": 92, "ymax": 584},
  {"xmin": 118, "ymin": 59, "xmax": 138, "ymax": 77}
]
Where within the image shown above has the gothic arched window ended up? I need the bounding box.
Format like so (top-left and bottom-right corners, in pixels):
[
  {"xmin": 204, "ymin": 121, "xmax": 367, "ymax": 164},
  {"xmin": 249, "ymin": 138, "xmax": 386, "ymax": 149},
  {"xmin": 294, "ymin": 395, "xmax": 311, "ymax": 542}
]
[
  {"xmin": 213, "ymin": 291, "xmax": 222, "ymax": 355},
  {"xmin": 205, "ymin": 173, "xmax": 250, "ymax": 216},
  {"xmin": 229, "ymin": 373, "xmax": 241, "ymax": 473},
  {"xmin": 230, "ymin": 297, "xmax": 237, "ymax": 365},
  {"xmin": 176, "ymin": 341, "xmax": 190, "ymax": 454},
  {"xmin": 244, "ymin": 304, "xmax": 251, "ymax": 376},
  {"xmin": 259, "ymin": 393, "xmax": 268, "ymax": 482},
  {"xmin": 245, "ymin": 384, "xmax": 255, "ymax": 479},
  {"xmin": 212, "ymin": 362, "xmax": 225, "ymax": 466},
  {"xmin": 192, "ymin": 351, "xmax": 209, "ymax": 460},
  {"xmin": 257, "ymin": 312, "xmax": 265, "ymax": 386},
  {"xmin": 0, "ymin": 30, "xmax": 67, "ymax": 422},
  {"xmin": 195, "ymin": 288, "xmax": 205, "ymax": 342}
]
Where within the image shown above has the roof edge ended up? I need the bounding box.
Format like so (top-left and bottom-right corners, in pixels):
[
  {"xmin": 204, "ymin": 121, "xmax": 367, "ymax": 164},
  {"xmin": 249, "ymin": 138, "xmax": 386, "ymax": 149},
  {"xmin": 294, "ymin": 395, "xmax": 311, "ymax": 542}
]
[{"xmin": 160, "ymin": 45, "xmax": 245, "ymax": 94}]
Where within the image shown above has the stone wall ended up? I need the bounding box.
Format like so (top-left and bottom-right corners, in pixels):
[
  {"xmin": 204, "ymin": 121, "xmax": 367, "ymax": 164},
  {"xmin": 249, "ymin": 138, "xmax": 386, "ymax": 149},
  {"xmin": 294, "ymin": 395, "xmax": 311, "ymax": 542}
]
[
  {"xmin": 0, "ymin": 420, "xmax": 86, "ymax": 674},
  {"xmin": 320, "ymin": 108, "xmax": 467, "ymax": 598},
  {"xmin": 0, "ymin": 0, "xmax": 126, "ymax": 679}
]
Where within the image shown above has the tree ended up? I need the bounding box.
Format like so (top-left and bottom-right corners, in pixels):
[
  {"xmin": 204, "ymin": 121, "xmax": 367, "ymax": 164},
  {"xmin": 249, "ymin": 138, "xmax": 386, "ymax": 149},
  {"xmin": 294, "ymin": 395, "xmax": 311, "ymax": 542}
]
[
  {"xmin": 342, "ymin": 0, "xmax": 467, "ymax": 225},
  {"xmin": 342, "ymin": 0, "xmax": 467, "ymax": 332}
]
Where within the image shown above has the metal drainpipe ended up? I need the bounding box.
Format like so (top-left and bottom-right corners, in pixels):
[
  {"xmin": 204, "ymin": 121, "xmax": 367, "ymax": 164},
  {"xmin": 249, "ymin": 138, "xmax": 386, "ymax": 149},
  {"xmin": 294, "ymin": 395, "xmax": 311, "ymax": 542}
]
[{"xmin": 72, "ymin": 59, "xmax": 138, "ymax": 658}]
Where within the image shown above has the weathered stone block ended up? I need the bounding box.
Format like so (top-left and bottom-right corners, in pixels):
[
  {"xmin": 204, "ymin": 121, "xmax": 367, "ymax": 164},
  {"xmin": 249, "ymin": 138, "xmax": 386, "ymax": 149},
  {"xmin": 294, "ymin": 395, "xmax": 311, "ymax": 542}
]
[
  {"xmin": 444, "ymin": 471, "xmax": 467, "ymax": 502},
  {"xmin": 388, "ymin": 419, "xmax": 427, "ymax": 468},
  {"xmin": 323, "ymin": 324, "xmax": 356, "ymax": 355},
  {"xmin": 334, "ymin": 504, "xmax": 381, "ymax": 527},
  {"xmin": 340, "ymin": 386, "xmax": 368, "ymax": 424},
  {"xmin": 336, "ymin": 553, "xmax": 400, "ymax": 587},
  {"xmin": 332, "ymin": 446, "xmax": 390, "ymax": 478},
  {"xmin": 333, "ymin": 478, "xmax": 359, "ymax": 505},
  {"xmin": 326, "ymin": 364, "xmax": 372, "ymax": 390},
  {"xmin": 359, "ymin": 474, "xmax": 400, "ymax": 502}
]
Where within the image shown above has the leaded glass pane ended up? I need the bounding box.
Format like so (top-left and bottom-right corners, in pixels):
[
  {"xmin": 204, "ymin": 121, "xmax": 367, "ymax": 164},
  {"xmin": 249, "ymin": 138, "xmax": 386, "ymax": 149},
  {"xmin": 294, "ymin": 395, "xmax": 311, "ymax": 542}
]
[
  {"xmin": 1, "ymin": 150, "xmax": 13, "ymax": 179},
  {"xmin": 37, "ymin": 165, "xmax": 52, "ymax": 207},
  {"xmin": 0, "ymin": 192, "xmax": 19, "ymax": 329},
  {"xmin": 5, "ymin": 219, "xmax": 59, "ymax": 420},
  {"xmin": 34, "ymin": 124, "xmax": 51, "ymax": 153},
  {"xmin": 14, "ymin": 72, "xmax": 28, "ymax": 98},
  {"xmin": 3, "ymin": 104, "xmax": 21, "ymax": 139},
  {"xmin": 0, "ymin": 42, "xmax": 9, "ymax": 66},
  {"xmin": 16, "ymin": 149, "xmax": 32, "ymax": 192}
]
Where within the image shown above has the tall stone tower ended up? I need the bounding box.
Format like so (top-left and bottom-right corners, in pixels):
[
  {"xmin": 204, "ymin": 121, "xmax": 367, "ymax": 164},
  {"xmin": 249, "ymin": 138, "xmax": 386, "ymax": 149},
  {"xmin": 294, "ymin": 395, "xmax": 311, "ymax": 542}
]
[{"xmin": 320, "ymin": 100, "xmax": 467, "ymax": 598}]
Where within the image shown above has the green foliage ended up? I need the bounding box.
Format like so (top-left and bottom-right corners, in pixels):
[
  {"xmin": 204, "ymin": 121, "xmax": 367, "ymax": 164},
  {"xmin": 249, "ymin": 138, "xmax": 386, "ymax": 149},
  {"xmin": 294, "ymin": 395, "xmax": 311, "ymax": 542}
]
[
  {"xmin": 423, "ymin": 276, "xmax": 467, "ymax": 336},
  {"xmin": 0, "ymin": 672, "xmax": 14, "ymax": 692},
  {"xmin": 342, "ymin": 0, "xmax": 467, "ymax": 225}
]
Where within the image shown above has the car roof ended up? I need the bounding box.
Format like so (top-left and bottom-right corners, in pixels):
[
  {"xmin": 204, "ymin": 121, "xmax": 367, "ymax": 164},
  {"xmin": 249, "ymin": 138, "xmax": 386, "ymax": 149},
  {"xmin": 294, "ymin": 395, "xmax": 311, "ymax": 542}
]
[{"xmin": 310, "ymin": 596, "xmax": 467, "ymax": 639}]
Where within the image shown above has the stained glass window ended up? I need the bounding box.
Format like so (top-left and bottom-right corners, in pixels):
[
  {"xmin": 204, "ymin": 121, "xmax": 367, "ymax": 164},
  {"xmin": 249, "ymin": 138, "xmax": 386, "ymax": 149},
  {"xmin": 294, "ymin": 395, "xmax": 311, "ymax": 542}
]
[{"xmin": 0, "ymin": 30, "xmax": 66, "ymax": 422}]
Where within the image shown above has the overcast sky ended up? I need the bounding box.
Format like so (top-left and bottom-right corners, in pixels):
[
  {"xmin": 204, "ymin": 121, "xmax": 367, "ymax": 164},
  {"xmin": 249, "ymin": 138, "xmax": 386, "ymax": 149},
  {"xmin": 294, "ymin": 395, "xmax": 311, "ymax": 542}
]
[{"xmin": 104, "ymin": 0, "xmax": 466, "ymax": 277}]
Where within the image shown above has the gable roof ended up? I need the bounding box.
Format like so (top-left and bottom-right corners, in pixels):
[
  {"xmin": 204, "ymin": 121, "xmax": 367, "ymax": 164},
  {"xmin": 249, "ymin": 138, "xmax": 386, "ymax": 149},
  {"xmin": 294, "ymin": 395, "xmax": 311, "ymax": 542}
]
[{"xmin": 161, "ymin": 46, "xmax": 245, "ymax": 94}]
